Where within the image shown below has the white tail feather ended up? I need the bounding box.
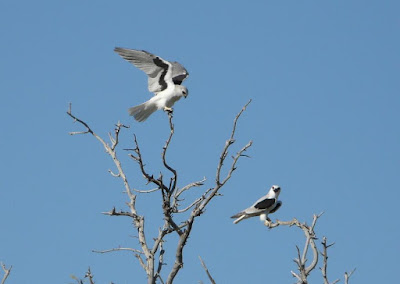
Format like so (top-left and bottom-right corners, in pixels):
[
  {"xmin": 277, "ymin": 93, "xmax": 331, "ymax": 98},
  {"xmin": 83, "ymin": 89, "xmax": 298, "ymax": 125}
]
[
  {"xmin": 128, "ymin": 101, "xmax": 157, "ymax": 122},
  {"xmin": 233, "ymin": 214, "xmax": 246, "ymax": 224}
]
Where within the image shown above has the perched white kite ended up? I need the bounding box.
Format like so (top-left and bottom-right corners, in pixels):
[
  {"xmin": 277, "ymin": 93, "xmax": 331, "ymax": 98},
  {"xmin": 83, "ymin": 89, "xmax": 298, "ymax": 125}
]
[
  {"xmin": 114, "ymin": 47, "xmax": 189, "ymax": 122},
  {"xmin": 231, "ymin": 185, "xmax": 282, "ymax": 224}
]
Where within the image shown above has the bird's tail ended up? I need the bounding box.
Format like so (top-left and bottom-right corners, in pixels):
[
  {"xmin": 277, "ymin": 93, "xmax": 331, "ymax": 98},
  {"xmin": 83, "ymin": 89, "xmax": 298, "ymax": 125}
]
[
  {"xmin": 128, "ymin": 101, "xmax": 157, "ymax": 122},
  {"xmin": 231, "ymin": 212, "xmax": 246, "ymax": 224}
]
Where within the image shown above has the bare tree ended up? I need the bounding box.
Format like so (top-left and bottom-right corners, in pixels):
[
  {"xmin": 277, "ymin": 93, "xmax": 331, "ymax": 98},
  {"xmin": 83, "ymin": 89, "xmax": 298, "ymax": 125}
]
[
  {"xmin": 68, "ymin": 99, "xmax": 354, "ymax": 283},
  {"xmin": 265, "ymin": 215, "xmax": 356, "ymax": 284},
  {"xmin": 67, "ymin": 101, "xmax": 252, "ymax": 283}
]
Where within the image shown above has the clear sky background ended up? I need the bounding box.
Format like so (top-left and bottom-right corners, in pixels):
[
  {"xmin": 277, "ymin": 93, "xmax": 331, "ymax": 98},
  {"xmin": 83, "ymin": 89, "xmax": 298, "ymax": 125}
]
[{"xmin": 1, "ymin": 1, "xmax": 399, "ymax": 283}]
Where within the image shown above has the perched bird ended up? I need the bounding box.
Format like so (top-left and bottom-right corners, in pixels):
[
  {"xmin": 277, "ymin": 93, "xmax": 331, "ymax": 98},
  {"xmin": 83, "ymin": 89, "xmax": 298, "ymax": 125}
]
[
  {"xmin": 231, "ymin": 185, "xmax": 282, "ymax": 224},
  {"xmin": 114, "ymin": 47, "xmax": 189, "ymax": 122}
]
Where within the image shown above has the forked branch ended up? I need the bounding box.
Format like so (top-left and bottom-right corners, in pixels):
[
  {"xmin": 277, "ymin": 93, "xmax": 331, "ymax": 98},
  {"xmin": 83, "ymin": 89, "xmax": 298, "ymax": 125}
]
[
  {"xmin": 266, "ymin": 214, "xmax": 354, "ymax": 284},
  {"xmin": 1, "ymin": 263, "xmax": 12, "ymax": 284}
]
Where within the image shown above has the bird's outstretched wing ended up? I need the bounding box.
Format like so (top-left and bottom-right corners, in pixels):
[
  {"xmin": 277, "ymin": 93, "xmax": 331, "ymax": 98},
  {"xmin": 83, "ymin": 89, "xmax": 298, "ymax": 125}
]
[
  {"xmin": 114, "ymin": 47, "xmax": 171, "ymax": 93},
  {"xmin": 114, "ymin": 47, "xmax": 188, "ymax": 93}
]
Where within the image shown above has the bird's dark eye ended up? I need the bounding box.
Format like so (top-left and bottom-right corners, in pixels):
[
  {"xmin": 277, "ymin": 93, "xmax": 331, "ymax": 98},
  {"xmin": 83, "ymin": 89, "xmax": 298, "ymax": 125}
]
[{"xmin": 183, "ymin": 90, "xmax": 186, "ymax": 94}]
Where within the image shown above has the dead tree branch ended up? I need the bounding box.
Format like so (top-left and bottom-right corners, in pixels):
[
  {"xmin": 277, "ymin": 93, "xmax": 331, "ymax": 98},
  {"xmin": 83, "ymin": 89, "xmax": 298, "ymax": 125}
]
[
  {"xmin": 344, "ymin": 268, "xmax": 356, "ymax": 284},
  {"xmin": 85, "ymin": 267, "xmax": 95, "ymax": 284},
  {"xmin": 266, "ymin": 214, "xmax": 354, "ymax": 284},
  {"xmin": 1, "ymin": 263, "xmax": 12, "ymax": 284},
  {"xmin": 320, "ymin": 237, "xmax": 339, "ymax": 284},
  {"xmin": 92, "ymin": 247, "xmax": 144, "ymax": 255},
  {"xmin": 199, "ymin": 256, "xmax": 216, "ymax": 284}
]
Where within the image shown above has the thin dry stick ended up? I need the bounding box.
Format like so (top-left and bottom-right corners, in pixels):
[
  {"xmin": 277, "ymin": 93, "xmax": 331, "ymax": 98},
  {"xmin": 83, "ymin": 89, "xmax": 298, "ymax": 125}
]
[
  {"xmin": 92, "ymin": 247, "xmax": 144, "ymax": 255},
  {"xmin": 162, "ymin": 112, "xmax": 178, "ymax": 192},
  {"xmin": 344, "ymin": 268, "xmax": 356, "ymax": 284},
  {"xmin": 320, "ymin": 237, "xmax": 339, "ymax": 284},
  {"xmin": 1, "ymin": 263, "xmax": 12, "ymax": 284},
  {"xmin": 85, "ymin": 267, "xmax": 95, "ymax": 284},
  {"xmin": 199, "ymin": 256, "xmax": 216, "ymax": 284},
  {"xmin": 154, "ymin": 241, "xmax": 165, "ymax": 284}
]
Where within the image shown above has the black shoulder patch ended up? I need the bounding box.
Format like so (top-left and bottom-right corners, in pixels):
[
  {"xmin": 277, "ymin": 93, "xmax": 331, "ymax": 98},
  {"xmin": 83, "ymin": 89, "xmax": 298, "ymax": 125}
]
[
  {"xmin": 172, "ymin": 74, "xmax": 187, "ymax": 85},
  {"xmin": 254, "ymin": 198, "xmax": 275, "ymax": 210},
  {"xmin": 153, "ymin": 57, "xmax": 169, "ymax": 91}
]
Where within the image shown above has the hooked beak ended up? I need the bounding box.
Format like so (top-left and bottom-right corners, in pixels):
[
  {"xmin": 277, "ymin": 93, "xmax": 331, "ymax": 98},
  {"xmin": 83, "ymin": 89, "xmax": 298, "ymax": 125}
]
[{"xmin": 183, "ymin": 88, "xmax": 189, "ymax": 98}]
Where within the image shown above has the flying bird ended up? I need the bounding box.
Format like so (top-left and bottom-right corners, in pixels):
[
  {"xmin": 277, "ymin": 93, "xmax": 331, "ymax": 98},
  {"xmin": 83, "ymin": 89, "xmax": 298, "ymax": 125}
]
[
  {"xmin": 114, "ymin": 47, "xmax": 189, "ymax": 122},
  {"xmin": 231, "ymin": 185, "xmax": 282, "ymax": 224}
]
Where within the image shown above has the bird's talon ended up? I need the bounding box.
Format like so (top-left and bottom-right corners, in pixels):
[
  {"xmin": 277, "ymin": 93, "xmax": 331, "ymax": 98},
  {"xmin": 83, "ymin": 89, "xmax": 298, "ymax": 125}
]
[
  {"xmin": 164, "ymin": 107, "xmax": 173, "ymax": 113},
  {"xmin": 264, "ymin": 219, "xmax": 271, "ymax": 226}
]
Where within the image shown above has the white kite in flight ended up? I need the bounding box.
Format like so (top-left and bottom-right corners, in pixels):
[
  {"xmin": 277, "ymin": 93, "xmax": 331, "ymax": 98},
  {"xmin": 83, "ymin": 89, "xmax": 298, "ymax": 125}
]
[
  {"xmin": 114, "ymin": 47, "xmax": 189, "ymax": 122},
  {"xmin": 231, "ymin": 185, "xmax": 282, "ymax": 224}
]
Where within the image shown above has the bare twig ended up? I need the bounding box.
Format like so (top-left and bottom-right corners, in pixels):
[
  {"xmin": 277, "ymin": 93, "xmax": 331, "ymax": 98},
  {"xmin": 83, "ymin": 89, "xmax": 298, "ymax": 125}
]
[
  {"xmin": 132, "ymin": 187, "xmax": 160, "ymax": 194},
  {"xmin": 135, "ymin": 254, "xmax": 147, "ymax": 271},
  {"xmin": 216, "ymin": 99, "xmax": 252, "ymax": 186},
  {"xmin": 154, "ymin": 241, "xmax": 165, "ymax": 284},
  {"xmin": 199, "ymin": 256, "xmax": 216, "ymax": 284},
  {"xmin": 344, "ymin": 268, "xmax": 356, "ymax": 284},
  {"xmin": 1, "ymin": 263, "xmax": 12, "ymax": 284},
  {"xmin": 101, "ymin": 207, "xmax": 137, "ymax": 218},
  {"xmin": 85, "ymin": 267, "xmax": 95, "ymax": 284},
  {"xmin": 92, "ymin": 247, "xmax": 144, "ymax": 255},
  {"xmin": 175, "ymin": 178, "xmax": 206, "ymax": 199},
  {"xmin": 174, "ymin": 197, "xmax": 202, "ymax": 213},
  {"xmin": 162, "ymin": 112, "xmax": 177, "ymax": 193},
  {"xmin": 320, "ymin": 237, "xmax": 339, "ymax": 284}
]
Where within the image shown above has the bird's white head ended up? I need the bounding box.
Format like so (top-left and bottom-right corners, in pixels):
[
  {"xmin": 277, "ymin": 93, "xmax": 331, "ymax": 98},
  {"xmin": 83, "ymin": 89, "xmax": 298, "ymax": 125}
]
[
  {"xmin": 176, "ymin": 85, "xmax": 188, "ymax": 98},
  {"xmin": 269, "ymin": 185, "xmax": 281, "ymax": 198}
]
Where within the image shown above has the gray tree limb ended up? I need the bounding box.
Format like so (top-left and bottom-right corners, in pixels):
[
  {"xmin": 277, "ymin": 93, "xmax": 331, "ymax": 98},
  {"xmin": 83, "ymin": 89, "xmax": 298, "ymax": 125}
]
[
  {"xmin": 199, "ymin": 256, "xmax": 216, "ymax": 284},
  {"xmin": 1, "ymin": 263, "xmax": 12, "ymax": 284},
  {"xmin": 320, "ymin": 237, "xmax": 339, "ymax": 284}
]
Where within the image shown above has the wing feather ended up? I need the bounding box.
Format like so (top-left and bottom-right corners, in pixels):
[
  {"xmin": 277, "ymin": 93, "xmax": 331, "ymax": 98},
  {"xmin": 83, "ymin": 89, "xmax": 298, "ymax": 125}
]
[
  {"xmin": 269, "ymin": 201, "xmax": 282, "ymax": 213},
  {"xmin": 114, "ymin": 47, "xmax": 172, "ymax": 93}
]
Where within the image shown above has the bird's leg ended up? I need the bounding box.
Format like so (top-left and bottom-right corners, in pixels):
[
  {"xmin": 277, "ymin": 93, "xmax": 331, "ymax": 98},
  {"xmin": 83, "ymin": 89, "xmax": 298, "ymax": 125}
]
[
  {"xmin": 264, "ymin": 217, "xmax": 272, "ymax": 227},
  {"xmin": 163, "ymin": 107, "xmax": 174, "ymax": 113}
]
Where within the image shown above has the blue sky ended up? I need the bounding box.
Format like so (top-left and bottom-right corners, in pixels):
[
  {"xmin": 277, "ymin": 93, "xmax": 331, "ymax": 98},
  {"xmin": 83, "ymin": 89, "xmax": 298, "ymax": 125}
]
[{"xmin": 1, "ymin": 1, "xmax": 399, "ymax": 283}]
